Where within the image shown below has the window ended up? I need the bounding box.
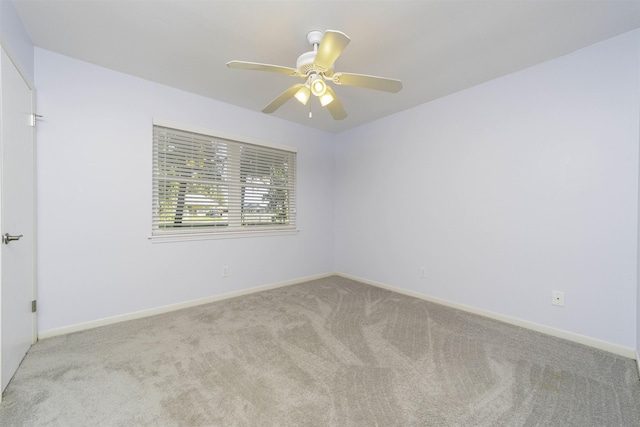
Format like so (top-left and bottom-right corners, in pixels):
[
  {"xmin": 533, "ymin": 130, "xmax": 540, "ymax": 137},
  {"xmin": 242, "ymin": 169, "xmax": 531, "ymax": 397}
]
[{"xmin": 152, "ymin": 121, "xmax": 296, "ymax": 240}]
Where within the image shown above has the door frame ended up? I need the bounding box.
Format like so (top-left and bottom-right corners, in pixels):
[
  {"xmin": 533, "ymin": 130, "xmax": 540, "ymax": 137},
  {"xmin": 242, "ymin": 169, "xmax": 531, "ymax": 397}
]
[{"xmin": 0, "ymin": 42, "xmax": 37, "ymax": 400}]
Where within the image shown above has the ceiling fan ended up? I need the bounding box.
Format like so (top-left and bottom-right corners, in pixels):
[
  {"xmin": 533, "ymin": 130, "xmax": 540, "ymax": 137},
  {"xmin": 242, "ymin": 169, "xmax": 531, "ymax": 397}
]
[{"xmin": 226, "ymin": 30, "xmax": 403, "ymax": 120}]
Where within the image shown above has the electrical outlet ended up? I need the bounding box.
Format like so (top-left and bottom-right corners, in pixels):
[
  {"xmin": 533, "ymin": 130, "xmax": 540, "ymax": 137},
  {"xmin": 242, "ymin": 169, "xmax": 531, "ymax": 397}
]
[
  {"xmin": 222, "ymin": 266, "xmax": 229, "ymax": 278},
  {"xmin": 552, "ymin": 290, "xmax": 565, "ymax": 307},
  {"xmin": 420, "ymin": 267, "xmax": 426, "ymax": 278}
]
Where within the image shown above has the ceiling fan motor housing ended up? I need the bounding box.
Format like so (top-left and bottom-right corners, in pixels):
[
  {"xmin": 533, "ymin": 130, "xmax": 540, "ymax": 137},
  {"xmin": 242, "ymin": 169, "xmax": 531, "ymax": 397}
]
[
  {"xmin": 297, "ymin": 51, "xmax": 333, "ymax": 77},
  {"xmin": 297, "ymin": 30, "xmax": 333, "ymax": 77},
  {"xmin": 296, "ymin": 51, "xmax": 317, "ymax": 75}
]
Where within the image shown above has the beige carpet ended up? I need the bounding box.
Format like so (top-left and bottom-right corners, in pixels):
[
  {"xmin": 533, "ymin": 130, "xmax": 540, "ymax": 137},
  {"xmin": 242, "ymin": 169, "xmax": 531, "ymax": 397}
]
[{"xmin": 1, "ymin": 275, "xmax": 639, "ymax": 426}]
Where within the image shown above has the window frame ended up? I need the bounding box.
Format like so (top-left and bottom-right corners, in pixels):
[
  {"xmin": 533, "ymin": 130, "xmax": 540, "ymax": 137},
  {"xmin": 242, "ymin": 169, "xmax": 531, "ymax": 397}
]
[{"xmin": 150, "ymin": 118, "xmax": 298, "ymax": 242}]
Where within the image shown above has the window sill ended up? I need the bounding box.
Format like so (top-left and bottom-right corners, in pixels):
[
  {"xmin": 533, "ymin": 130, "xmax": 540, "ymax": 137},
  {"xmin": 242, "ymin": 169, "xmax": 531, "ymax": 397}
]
[{"xmin": 149, "ymin": 228, "xmax": 299, "ymax": 243}]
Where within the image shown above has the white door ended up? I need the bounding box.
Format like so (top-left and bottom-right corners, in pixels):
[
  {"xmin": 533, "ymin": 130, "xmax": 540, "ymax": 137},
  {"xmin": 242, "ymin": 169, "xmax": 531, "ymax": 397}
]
[{"xmin": 0, "ymin": 47, "xmax": 36, "ymax": 394}]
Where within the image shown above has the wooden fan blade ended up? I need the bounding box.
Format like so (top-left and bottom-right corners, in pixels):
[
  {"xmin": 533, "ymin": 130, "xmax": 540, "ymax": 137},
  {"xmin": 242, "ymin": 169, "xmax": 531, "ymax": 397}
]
[
  {"xmin": 324, "ymin": 86, "xmax": 347, "ymax": 120},
  {"xmin": 227, "ymin": 61, "xmax": 298, "ymax": 76},
  {"xmin": 314, "ymin": 30, "xmax": 351, "ymax": 70},
  {"xmin": 333, "ymin": 72, "xmax": 403, "ymax": 93},
  {"xmin": 262, "ymin": 84, "xmax": 305, "ymax": 114}
]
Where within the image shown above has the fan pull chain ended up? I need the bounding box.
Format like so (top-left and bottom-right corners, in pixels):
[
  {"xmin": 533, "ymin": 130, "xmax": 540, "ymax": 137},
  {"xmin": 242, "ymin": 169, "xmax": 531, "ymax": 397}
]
[{"xmin": 309, "ymin": 98, "xmax": 312, "ymax": 118}]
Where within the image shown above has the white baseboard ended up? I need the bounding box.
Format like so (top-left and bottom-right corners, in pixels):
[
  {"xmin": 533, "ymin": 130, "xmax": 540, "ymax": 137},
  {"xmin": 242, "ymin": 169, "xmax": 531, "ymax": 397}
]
[
  {"xmin": 38, "ymin": 271, "xmax": 638, "ymax": 363},
  {"xmin": 336, "ymin": 273, "xmax": 637, "ymax": 360},
  {"xmin": 38, "ymin": 272, "xmax": 333, "ymax": 340}
]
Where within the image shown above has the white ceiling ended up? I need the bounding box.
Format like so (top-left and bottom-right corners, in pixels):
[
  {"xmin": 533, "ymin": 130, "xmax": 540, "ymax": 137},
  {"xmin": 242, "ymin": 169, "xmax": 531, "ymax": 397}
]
[{"xmin": 13, "ymin": 0, "xmax": 640, "ymax": 133}]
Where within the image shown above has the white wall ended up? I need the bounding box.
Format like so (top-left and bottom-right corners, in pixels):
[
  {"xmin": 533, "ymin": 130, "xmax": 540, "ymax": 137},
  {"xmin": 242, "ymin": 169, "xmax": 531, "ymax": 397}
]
[
  {"xmin": 637, "ymin": 48, "xmax": 640, "ymax": 359},
  {"xmin": 35, "ymin": 48, "xmax": 335, "ymax": 334},
  {"xmin": 335, "ymin": 30, "xmax": 640, "ymax": 349},
  {"xmin": 35, "ymin": 29, "xmax": 640, "ymax": 351}
]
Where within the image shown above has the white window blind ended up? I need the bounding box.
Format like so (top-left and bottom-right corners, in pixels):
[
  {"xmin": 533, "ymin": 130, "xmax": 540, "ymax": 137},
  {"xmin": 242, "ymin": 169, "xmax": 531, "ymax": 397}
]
[{"xmin": 152, "ymin": 124, "xmax": 296, "ymax": 239}]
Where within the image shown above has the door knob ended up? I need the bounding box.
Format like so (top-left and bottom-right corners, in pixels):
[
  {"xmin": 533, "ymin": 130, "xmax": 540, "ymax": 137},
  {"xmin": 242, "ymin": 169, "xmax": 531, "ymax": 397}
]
[{"xmin": 3, "ymin": 233, "xmax": 23, "ymax": 244}]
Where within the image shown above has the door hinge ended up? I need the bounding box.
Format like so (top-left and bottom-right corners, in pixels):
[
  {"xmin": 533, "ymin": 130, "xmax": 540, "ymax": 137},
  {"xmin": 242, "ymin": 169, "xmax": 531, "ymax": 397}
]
[
  {"xmin": 32, "ymin": 300, "xmax": 37, "ymax": 313},
  {"xmin": 30, "ymin": 114, "xmax": 43, "ymax": 127}
]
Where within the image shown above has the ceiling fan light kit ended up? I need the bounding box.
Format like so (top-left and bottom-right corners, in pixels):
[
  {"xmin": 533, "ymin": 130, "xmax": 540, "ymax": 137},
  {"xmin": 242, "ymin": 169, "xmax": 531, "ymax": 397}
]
[
  {"xmin": 294, "ymin": 85, "xmax": 311, "ymax": 105},
  {"xmin": 309, "ymin": 74, "xmax": 327, "ymax": 97},
  {"xmin": 227, "ymin": 29, "xmax": 403, "ymax": 120},
  {"xmin": 319, "ymin": 91, "xmax": 334, "ymax": 107}
]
